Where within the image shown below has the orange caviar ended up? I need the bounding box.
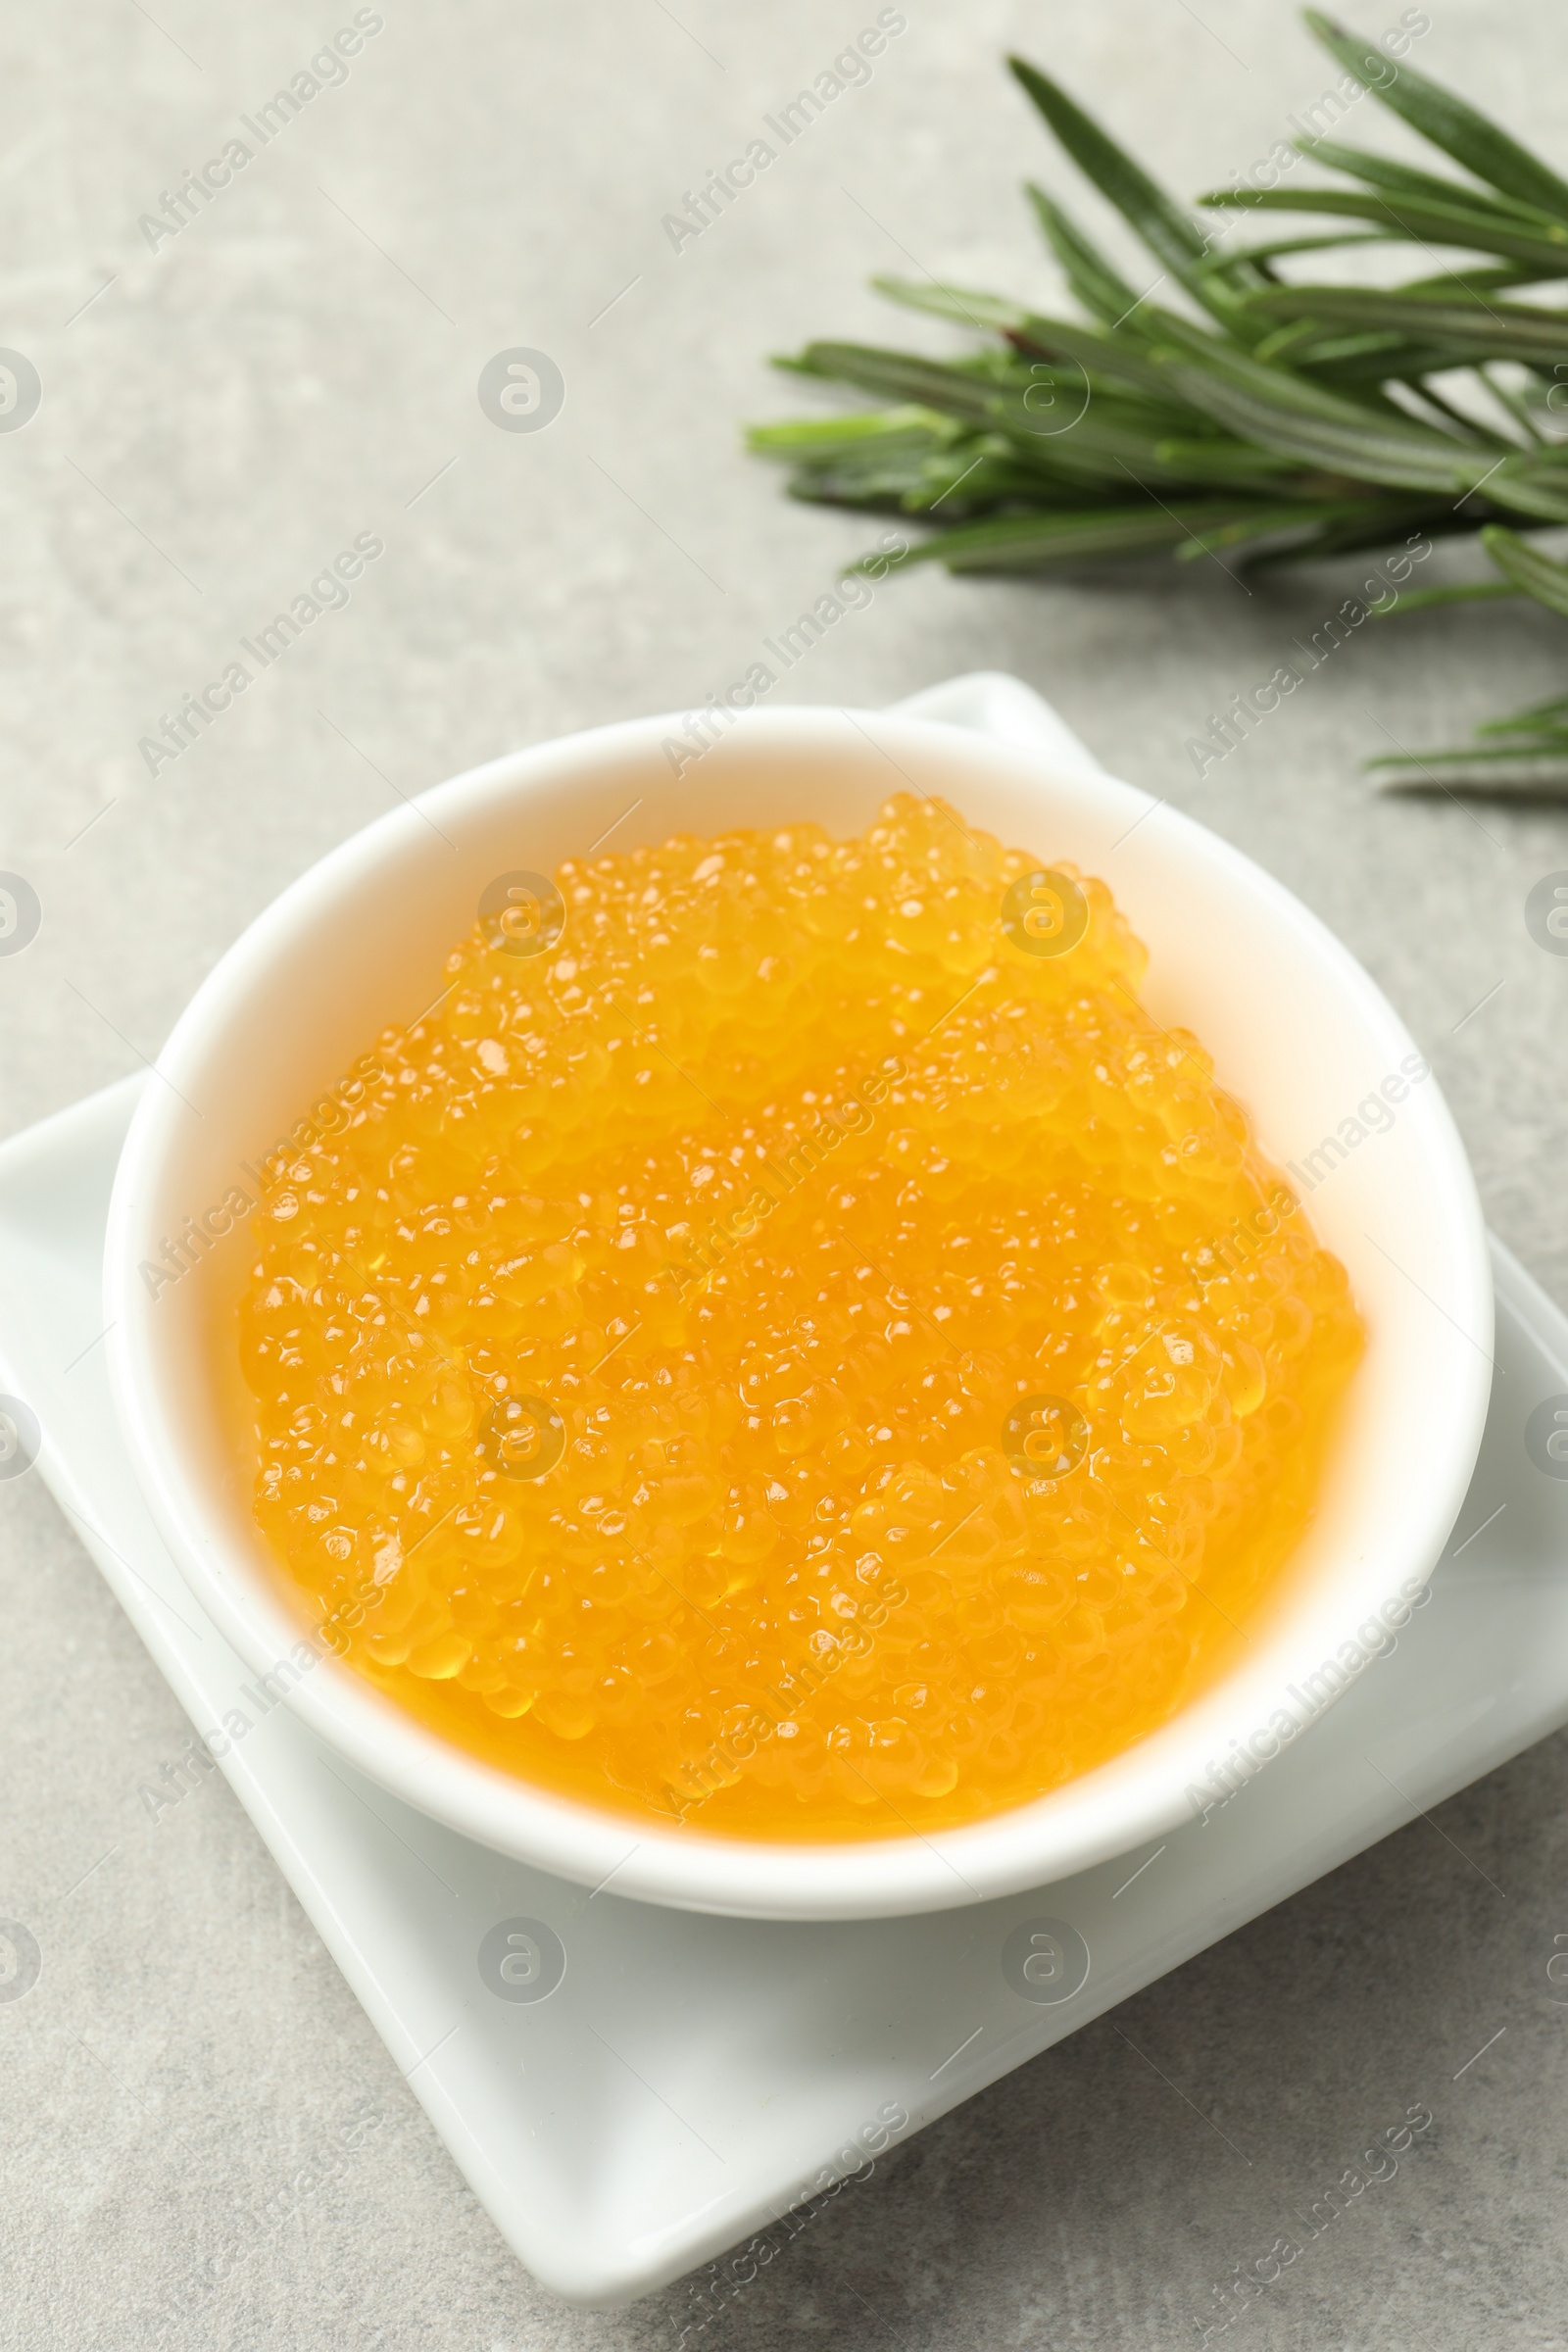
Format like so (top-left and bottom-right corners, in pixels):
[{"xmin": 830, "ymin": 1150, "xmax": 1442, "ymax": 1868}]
[{"xmin": 237, "ymin": 792, "xmax": 1362, "ymax": 1839}]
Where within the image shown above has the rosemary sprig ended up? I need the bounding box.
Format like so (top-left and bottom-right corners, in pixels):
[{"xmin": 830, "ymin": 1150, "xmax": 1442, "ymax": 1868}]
[
  {"xmin": 1370, "ymin": 527, "xmax": 1568, "ymax": 794},
  {"xmin": 748, "ymin": 9, "xmax": 1568, "ymax": 791}
]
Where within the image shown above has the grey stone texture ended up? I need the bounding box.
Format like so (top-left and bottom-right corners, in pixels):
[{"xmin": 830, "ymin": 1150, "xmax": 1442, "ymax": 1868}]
[{"xmin": 3, "ymin": 0, "xmax": 1567, "ymax": 2343}]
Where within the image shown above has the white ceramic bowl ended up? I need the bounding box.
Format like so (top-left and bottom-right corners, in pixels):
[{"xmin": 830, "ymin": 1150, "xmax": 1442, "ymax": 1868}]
[{"xmin": 103, "ymin": 699, "xmax": 1492, "ymax": 1920}]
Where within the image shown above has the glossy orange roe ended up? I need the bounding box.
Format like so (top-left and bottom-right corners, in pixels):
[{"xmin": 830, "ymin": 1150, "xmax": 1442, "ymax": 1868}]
[{"xmin": 237, "ymin": 792, "xmax": 1362, "ymax": 1839}]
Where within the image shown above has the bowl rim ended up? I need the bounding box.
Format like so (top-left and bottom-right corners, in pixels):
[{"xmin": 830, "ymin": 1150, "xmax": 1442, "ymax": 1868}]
[{"xmin": 102, "ymin": 700, "xmax": 1493, "ymax": 1919}]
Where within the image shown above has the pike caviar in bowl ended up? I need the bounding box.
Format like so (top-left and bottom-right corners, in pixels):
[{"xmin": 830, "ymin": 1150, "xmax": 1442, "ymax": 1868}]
[
  {"xmin": 104, "ymin": 700, "xmax": 1491, "ymax": 1919},
  {"xmin": 238, "ymin": 804, "xmax": 1362, "ymax": 1837}
]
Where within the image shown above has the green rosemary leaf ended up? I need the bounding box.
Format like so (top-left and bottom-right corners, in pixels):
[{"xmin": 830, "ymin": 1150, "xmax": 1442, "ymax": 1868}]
[
  {"xmin": 785, "ymin": 441, "xmax": 1067, "ymax": 515},
  {"xmin": 746, "ymin": 406, "xmax": 953, "ymax": 462},
  {"xmin": 1006, "ymin": 57, "xmax": 1207, "ymax": 270},
  {"xmin": 1023, "ymin": 184, "xmax": 1148, "ymax": 330},
  {"xmin": 774, "ymin": 435, "xmax": 1004, "ymax": 511},
  {"xmin": 1250, "ymin": 320, "xmax": 1491, "ymax": 382},
  {"xmin": 1006, "ymin": 56, "xmax": 1263, "ymax": 321},
  {"xmin": 1288, "ymin": 134, "xmax": 1563, "ymax": 226},
  {"xmin": 1170, "ymin": 497, "xmax": 1409, "ymax": 556},
  {"xmin": 1250, "ymin": 500, "xmax": 1452, "ymax": 564},
  {"xmin": 1302, "ymin": 10, "xmax": 1568, "ymax": 223},
  {"xmin": 1151, "ymin": 437, "xmax": 1308, "ymax": 482},
  {"xmin": 1396, "ymin": 378, "xmax": 1496, "ymax": 439},
  {"xmin": 864, "ymin": 278, "xmax": 1185, "ymax": 406},
  {"xmin": 1372, "ymin": 742, "xmax": 1568, "ymax": 795},
  {"xmin": 1223, "ymin": 334, "xmax": 1457, "ymax": 416},
  {"xmin": 1480, "ymin": 695, "xmax": 1568, "ymax": 733},
  {"xmin": 1248, "ymin": 284, "xmax": 1568, "ymax": 368},
  {"xmin": 1200, "ymin": 186, "xmax": 1568, "ymax": 276},
  {"xmin": 1480, "ymin": 366, "xmax": 1549, "ymax": 446},
  {"xmin": 900, "ymin": 453, "xmax": 1065, "ymax": 512},
  {"xmin": 1395, "ymin": 264, "xmax": 1552, "ymax": 294},
  {"xmin": 783, "ymin": 477, "xmax": 930, "ymax": 514},
  {"xmin": 1248, "ymin": 317, "xmax": 1328, "ymax": 367},
  {"xmin": 1368, "ymin": 522, "xmax": 1568, "ymax": 778},
  {"xmin": 1480, "ymin": 521, "xmax": 1568, "ymax": 618},
  {"xmin": 861, "ymin": 504, "xmax": 1273, "ymax": 572},
  {"xmin": 1140, "ymin": 307, "xmax": 1485, "ymax": 472},
  {"xmin": 864, "ymin": 277, "xmax": 1034, "ymax": 335},
  {"xmin": 1308, "ymin": 349, "xmax": 1509, "ymax": 391},
  {"xmin": 788, "ymin": 343, "xmax": 1001, "ymax": 425},
  {"xmin": 1152, "ymin": 340, "xmax": 1568, "ymax": 515},
  {"xmin": 1193, "ymin": 231, "xmax": 1404, "ymax": 270},
  {"xmin": 1380, "ymin": 733, "xmax": 1568, "ymax": 756},
  {"xmin": 1001, "ymin": 314, "xmax": 1181, "ymax": 401},
  {"xmin": 1369, "ymin": 579, "xmax": 1522, "ymax": 613}
]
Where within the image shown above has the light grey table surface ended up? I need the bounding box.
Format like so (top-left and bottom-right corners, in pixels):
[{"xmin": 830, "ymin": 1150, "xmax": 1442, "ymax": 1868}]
[{"xmin": 5, "ymin": 1, "xmax": 1568, "ymax": 2345}]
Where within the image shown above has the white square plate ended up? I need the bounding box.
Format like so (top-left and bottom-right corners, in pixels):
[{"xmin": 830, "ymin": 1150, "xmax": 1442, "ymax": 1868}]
[{"xmin": 2, "ymin": 675, "xmax": 1564, "ymax": 2308}]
